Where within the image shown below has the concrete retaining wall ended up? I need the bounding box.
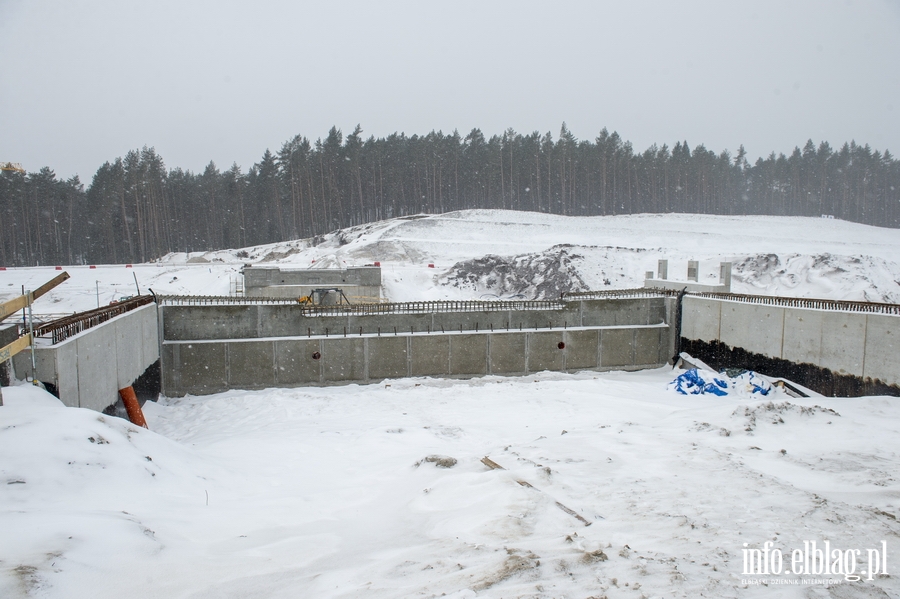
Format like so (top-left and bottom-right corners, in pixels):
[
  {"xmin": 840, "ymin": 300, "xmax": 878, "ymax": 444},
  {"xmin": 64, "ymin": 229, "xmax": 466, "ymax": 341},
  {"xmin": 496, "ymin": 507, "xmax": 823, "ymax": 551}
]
[
  {"xmin": 162, "ymin": 297, "xmax": 670, "ymax": 341},
  {"xmin": 161, "ymin": 324, "xmax": 670, "ymax": 397},
  {"xmin": 12, "ymin": 303, "xmax": 160, "ymax": 411},
  {"xmin": 682, "ymin": 296, "xmax": 899, "ymax": 387}
]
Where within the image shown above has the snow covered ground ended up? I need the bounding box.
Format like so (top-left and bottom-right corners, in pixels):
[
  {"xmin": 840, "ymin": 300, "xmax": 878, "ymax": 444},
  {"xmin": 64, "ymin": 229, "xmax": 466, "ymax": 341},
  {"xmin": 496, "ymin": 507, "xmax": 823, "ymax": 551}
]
[
  {"xmin": 2, "ymin": 211, "xmax": 900, "ymax": 598},
  {"xmin": 3, "ymin": 370, "xmax": 899, "ymax": 598}
]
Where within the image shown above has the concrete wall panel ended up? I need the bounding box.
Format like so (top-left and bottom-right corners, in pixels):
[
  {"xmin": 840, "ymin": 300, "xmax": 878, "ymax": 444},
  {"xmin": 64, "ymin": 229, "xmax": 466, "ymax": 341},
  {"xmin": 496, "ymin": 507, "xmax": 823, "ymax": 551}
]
[
  {"xmin": 47, "ymin": 342, "xmax": 76, "ymax": 406},
  {"xmin": 681, "ymin": 297, "xmax": 721, "ymax": 342},
  {"xmin": 410, "ymin": 335, "xmax": 451, "ymax": 377},
  {"xmin": 275, "ymin": 339, "xmax": 322, "ymax": 385},
  {"xmin": 718, "ymin": 302, "xmax": 784, "ymax": 358},
  {"xmin": 172, "ymin": 342, "xmax": 228, "ymax": 396},
  {"xmin": 601, "ymin": 328, "xmax": 634, "ymax": 367},
  {"xmin": 367, "ymin": 336, "xmax": 409, "ymax": 380},
  {"xmin": 528, "ymin": 331, "xmax": 566, "ymax": 373},
  {"xmin": 449, "ymin": 334, "xmax": 488, "ymax": 376},
  {"xmin": 563, "ymin": 329, "xmax": 599, "ymax": 370},
  {"xmin": 322, "ymin": 338, "xmax": 367, "ymax": 382},
  {"xmin": 863, "ymin": 314, "xmax": 900, "ymax": 386},
  {"xmin": 142, "ymin": 304, "xmax": 160, "ymax": 372},
  {"xmin": 489, "ymin": 332, "xmax": 527, "ymax": 374},
  {"xmin": 634, "ymin": 327, "xmax": 662, "ymax": 366},
  {"xmin": 164, "ymin": 305, "xmax": 259, "ymax": 340},
  {"xmin": 819, "ymin": 312, "xmax": 866, "ymax": 376},
  {"xmin": 658, "ymin": 325, "xmax": 673, "ymax": 365},
  {"xmin": 227, "ymin": 340, "xmax": 275, "ymax": 389},
  {"xmin": 75, "ymin": 324, "xmax": 118, "ymax": 411},
  {"xmin": 782, "ymin": 308, "xmax": 824, "ymax": 366},
  {"xmin": 114, "ymin": 306, "xmax": 143, "ymax": 389}
]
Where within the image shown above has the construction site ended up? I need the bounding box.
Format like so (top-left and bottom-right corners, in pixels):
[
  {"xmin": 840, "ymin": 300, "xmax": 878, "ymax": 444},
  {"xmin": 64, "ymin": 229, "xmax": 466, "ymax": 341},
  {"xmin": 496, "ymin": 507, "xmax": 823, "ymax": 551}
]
[{"xmin": 2, "ymin": 261, "xmax": 898, "ymax": 417}]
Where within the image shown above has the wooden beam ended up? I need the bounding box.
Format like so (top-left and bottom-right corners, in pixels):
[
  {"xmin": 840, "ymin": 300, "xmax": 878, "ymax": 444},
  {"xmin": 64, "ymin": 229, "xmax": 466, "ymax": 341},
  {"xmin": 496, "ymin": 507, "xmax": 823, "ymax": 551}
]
[
  {"xmin": 481, "ymin": 455, "xmax": 593, "ymax": 526},
  {"xmin": 0, "ymin": 333, "xmax": 32, "ymax": 363}
]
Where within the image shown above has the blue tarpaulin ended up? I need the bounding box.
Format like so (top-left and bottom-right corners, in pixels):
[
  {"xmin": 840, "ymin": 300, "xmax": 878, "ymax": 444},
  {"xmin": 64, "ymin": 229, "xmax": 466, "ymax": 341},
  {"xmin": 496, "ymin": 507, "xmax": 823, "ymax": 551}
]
[{"xmin": 669, "ymin": 368, "xmax": 772, "ymax": 397}]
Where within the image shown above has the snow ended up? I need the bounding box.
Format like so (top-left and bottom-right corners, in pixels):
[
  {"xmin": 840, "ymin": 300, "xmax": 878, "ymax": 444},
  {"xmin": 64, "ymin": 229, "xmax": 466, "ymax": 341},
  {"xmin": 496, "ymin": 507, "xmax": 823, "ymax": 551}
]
[
  {"xmin": 2, "ymin": 211, "xmax": 900, "ymax": 597},
  {"xmin": 2, "ymin": 371, "xmax": 898, "ymax": 597}
]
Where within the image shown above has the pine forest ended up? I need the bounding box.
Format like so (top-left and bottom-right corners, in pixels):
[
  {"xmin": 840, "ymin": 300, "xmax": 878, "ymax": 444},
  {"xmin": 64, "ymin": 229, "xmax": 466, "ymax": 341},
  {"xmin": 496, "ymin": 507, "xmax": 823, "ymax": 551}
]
[{"xmin": 2, "ymin": 124, "xmax": 898, "ymax": 267}]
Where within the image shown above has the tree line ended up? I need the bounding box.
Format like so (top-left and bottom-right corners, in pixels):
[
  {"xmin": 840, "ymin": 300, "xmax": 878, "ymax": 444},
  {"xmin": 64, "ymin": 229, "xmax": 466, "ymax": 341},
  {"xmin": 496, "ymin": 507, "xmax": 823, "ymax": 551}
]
[{"xmin": 2, "ymin": 124, "xmax": 898, "ymax": 267}]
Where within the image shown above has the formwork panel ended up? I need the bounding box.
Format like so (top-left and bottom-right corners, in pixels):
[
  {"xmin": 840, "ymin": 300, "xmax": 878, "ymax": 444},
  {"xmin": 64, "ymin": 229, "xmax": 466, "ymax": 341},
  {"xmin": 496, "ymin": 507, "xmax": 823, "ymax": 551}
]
[
  {"xmin": 322, "ymin": 337, "xmax": 366, "ymax": 382},
  {"xmin": 410, "ymin": 335, "xmax": 451, "ymax": 377},
  {"xmin": 600, "ymin": 328, "xmax": 634, "ymax": 367},
  {"xmin": 489, "ymin": 332, "xmax": 527, "ymax": 374},
  {"xmin": 634, "ymin": 327, "xmax": 662, "ymax": 365},
  {"xmin": 274, "ymin": 339, "xmax": 322, "ymax": 385},
  {"xmin": 863, "ymin": 314, "xmax": 900, "ymax": 386},
  {"xmin": 367, "ymin": 336, "xmax": 409, "ymax": 380},
  {"xmin": 450, "ymin": 334, "xmax": 488, "ymax": 376},
  {"xmin": 227, "ymin": 340, "xmax": 276, "ymax": 389},
  {"xmin": 564, "ymin": 329, "xmax": 600, "ymax": 370},
  {"xmin": 528, "ymin": 331, "xmax": 566, "ymax": 373}
]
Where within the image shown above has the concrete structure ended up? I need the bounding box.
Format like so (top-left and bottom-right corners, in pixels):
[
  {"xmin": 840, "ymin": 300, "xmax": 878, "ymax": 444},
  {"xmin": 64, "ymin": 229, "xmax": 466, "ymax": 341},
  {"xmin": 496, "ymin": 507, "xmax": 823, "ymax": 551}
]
[
  {"xmin": 161, "ymin": 324, "xmax": 670, "ymax": 397},
  {"xmin": 243, "ymin": 266, "xmax": 382, "ymax": 303},
  {"xmin": 681, "ymin": 295, "xmax": 900, "ymax": 387},
  {"xmin": 159, "ymin": 296, "xmax": 675, "ymax": 397},
  {"xmin": 11, "ymin": 284, "xmax": 898, "ymax": 409},
  {"xmin": 645, "ymin": 259, "xmax": 732, "ymax": 293},
  {"xmin": 11, "ymin": 303, "xmax": 159, "ymax": 411}
]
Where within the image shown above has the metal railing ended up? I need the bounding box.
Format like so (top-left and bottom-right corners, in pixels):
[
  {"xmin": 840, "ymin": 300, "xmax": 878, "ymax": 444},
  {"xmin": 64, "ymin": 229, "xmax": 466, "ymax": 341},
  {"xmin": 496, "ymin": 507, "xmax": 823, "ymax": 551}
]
[
  {"xmin": 563, "ymin": 287, "xmax": 683, "ymax": 300},
  {"xmin": 156, "ymin": 295, "xmax": 298, "ymax": 306},
  {"xmin": 690, "ymin": 291, "xmax": 900, "ymax": 316},
  {"xmin": 296, "ymin": 299, "xmax": 566, "ymax": 317},
  {"xmin": 33, "ymin": 295, "xmax": 155, "ymax": 344},
  {"xmin": 155, "ymin": 288, "xmax": 900, "ymax": 318},
  {"xmin": 155, "ymin": 294, "xmax": 565, "ymax": 315}
]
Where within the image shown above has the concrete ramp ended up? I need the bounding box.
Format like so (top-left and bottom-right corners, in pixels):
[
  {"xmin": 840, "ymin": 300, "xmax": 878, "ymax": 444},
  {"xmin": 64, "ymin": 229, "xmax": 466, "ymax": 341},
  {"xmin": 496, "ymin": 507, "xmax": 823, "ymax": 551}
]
[{"xmin": 12, "ymin": 302, "xmax": 159, "ymax": 411}]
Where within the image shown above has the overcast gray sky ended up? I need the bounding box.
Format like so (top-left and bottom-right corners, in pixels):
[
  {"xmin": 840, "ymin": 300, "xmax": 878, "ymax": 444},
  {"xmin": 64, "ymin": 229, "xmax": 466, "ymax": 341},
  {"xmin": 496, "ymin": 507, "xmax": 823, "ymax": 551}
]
[{"xmin": 1, "ymin": 0, "xmax": 898, "ymax": 182}]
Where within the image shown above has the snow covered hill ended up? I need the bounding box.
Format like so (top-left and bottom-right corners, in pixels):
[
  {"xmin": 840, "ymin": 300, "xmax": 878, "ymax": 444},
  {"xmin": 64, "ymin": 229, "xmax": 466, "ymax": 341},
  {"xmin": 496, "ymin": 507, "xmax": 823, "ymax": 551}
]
[
  {"xmin": 3, "ymin": 211, "xmax": 900, "ymax": 598},
  {"xmin": 2, "ymin": 211, "xmax": 900, "ymax": 316}
]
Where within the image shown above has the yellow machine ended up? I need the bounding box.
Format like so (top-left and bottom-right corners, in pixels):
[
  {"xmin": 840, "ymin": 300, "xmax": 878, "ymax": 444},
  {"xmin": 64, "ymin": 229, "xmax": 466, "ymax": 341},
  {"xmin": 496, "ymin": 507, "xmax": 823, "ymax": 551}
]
[{"xmin": 0, "ymin": 162, "xmax": 25, "ymax": 174}]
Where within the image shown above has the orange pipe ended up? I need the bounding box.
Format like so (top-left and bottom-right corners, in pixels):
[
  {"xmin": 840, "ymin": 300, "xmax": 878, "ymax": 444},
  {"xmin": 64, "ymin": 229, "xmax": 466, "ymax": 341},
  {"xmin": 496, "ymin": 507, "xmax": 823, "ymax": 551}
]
[{"xmin": 118, "ymin": 386, "xmax": 148, "ymax": 429}]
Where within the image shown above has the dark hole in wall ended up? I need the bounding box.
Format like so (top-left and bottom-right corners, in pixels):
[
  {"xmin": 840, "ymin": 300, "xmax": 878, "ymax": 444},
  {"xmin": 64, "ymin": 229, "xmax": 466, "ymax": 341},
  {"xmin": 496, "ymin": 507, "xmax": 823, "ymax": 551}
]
[
  {"xmin": 681, "ymin": 338, "xmax": 900, "ymax": 398},
  {"xmin": 132, "ymin": 359, "xmax": 161, "ymax": 405},
  {"xmin": 0, "ymin": 360, "xmax": 11, "ymax": 387},
  {"xmin": 102, "ymin": 359, "xmax": 161, "ymax": 418},
  {"xmin": 0, "ymin": 324, "xmax": 18, "ymax": 386}
]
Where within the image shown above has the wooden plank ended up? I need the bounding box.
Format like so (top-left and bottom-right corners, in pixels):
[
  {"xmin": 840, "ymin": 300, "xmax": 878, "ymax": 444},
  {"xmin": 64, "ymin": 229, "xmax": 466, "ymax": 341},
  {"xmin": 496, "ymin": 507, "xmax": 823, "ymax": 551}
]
[
  {"xmin": 32, "ymin": 272, "xmax": 70, "ymax": 302},
  {"xmin": 0, "ymin": 293, "xmax": 32, "ymax": 322},
  {"xmin": 481, "ymin": 456, "xmax": 505, "ymax": 470},
  {"xmin": 0, "ymin": 334, "xmax": 32, "ymax": 363},
  {"xmin": 0, "ymin": 272, "xmax": 70, "ymax": 321},
  {"xmin": 481, "ymin": 455, "xmax": 593, "ymax": 526}
]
